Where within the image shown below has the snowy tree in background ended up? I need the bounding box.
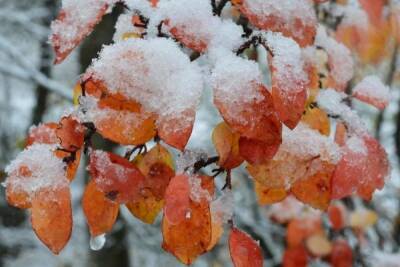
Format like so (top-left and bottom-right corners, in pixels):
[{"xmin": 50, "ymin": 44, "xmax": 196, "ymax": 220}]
[{"xmin": 2, "ymin": 0, "xmax": 400, "ymax": 266}]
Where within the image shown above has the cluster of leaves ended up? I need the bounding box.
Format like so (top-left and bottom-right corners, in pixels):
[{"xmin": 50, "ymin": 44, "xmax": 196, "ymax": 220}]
[{"xmin": 4, "ymin": 0, "xmax": 398, "ymax": 266}]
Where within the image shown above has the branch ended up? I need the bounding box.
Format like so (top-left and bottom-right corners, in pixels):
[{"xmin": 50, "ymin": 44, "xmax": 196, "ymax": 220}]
[{"xmin": 0, "ymin": 36, "xmax": 71, "ymax": 100}]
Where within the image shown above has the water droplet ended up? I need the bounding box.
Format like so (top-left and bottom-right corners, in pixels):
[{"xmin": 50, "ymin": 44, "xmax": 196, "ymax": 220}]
[
  {"xmin": 185, "ymin": 210, "xmax": 191, "ymax": 219},
  {"xmin": 90, "ymin": 234, "xmax": 106, "ymax": 251}
]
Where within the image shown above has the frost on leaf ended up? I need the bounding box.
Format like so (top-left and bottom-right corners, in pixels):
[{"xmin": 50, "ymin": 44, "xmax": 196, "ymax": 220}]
[
  {"xmin": 127, "ymin": 144, "xmax": 175, "ymax": 224},
  {"xmin": 212, "ymin": 52, "xmax": 282, "ymax": 163},
  {"xmin": 158, "ymin": 0, "xmax": 243, "ymax": 52},
  {"xmin": 162, "ymin": 175, "xmax": 212, "ymax": 265},
  {"xmin": 239, "ymin": 0, "xmax": 317, "ymax": 47},
  {"xmin": 247, "ymin": 124, "xmax": 339, "ymax": 209},
  {"xmin": 265, "ymin": 32, "xmax": 308, "ymax": 129},
  {"xmin": 315, "ymin": 27, "xmax": 354, "ymax": 91},
  {"xmin": 352, "ymin": 75, "xmax": 390, "ymax": 110},
  {"xmin": 331, "ymin": 134, "xmax": 389, "ymax": 200},
  {"xmin": 50, "ymin": 0, "xmax": 118, "ymax": 64},
  {"xmin": 31, "ymin": 185, "xmax": 72, "ymax": 254},
  {"xmin": 26, "ymin": 123, "xmax": 59, "ymax": 147},
  {"xmin": 85, "ymin": 38, "xmax": 203, "ymax": 150},
  {"xmin": 228, "ymin": 227, "xmax": 263, "ymax": 267},
  {"xmin": 5, "ymin": 144, "xmax": 69, "ymax": 209},
  {"xmin": 82, "ymin": 179, "xmax": 119, "ymax": 237},
  {"xmin": 212, "ymin": 122, "xmax": 244, "ymax": 169},
  {"xmin": 89, "ymin": 150, "xmax": 146, "ymax": 203}
]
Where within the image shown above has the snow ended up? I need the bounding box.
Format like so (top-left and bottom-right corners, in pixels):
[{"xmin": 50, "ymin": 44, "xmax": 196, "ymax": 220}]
[
  {"xmin": 50, "ymin": 0, "xmax": 118, "ymax": 62},
  {"xmin": 113, "ymin": 13, "xmax": 143, "ymax": 42},
  {"xmin": 317, "ymin": 89, "xmax": 368, "ymax": 135},
  {"xmin": 4, "ymin": 143, "xmax": 68, "ymax": 199},
  {"xmin": 211, "ymin": 51, "xmax": 265, "ymax": 123},
  {"xmin": 87, "ymin": 38, "xmax": 204, "ymax": 135},
  {"xmin": 175, "ymin": 149, "xmax": 208, "ymax": 174},
  {"xmin": 241, "ymin": 0, "xmax": 317, "ymax": 43},
  {"xmin": 264, "ymin": 31, "xmax": 308, "ymax": 92},
  {"xmin": 210, "ymin": 189, "xmax": 234, "ymax": 224},
  {"xmin": 315, "ymin": 26, "xmax": 354, "ymax": 89},
  {"xmin": 28, "ymin": 123, "xmax": 58, "ymax": 145},
  {"xmin": 155, "ymin": 0, "xmax": 243, "ymax": 51},
  {"xmin": 345, "ymin": 135, "xmax": 367, "ymax": 155},
  {"xmin": 188, "ymin": 175, "xmax": 212, "ymax": 202},
  {"xmin": 278, "ymin": 123, "xmax": 341, "ymax": 164},
  {"xmin": 353, "ymin": 75, "xmax": 390, "ymax": 109}
]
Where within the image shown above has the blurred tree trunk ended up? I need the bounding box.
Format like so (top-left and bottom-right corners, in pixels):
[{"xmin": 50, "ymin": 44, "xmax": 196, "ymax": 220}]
[
  {"xmin": 31, "ymin": 0, "xmax": 56, "ymax": 125},
  {"xmin": 78, "ymin": 5, "xmax": 130, "ymax": 267}
]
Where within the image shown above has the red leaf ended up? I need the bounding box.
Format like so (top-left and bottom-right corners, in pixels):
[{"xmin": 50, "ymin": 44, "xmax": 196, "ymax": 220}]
[
  {"xmin": 50, "ymin": 2, "xmax": 115, "ymax": 64},
  {"xmin": 89, "ymin": 150, "xmax": 146, "ymax": 203},
  {"xmin": 229, "ymin": 227, "xmax": 263, "ymax": 267}
]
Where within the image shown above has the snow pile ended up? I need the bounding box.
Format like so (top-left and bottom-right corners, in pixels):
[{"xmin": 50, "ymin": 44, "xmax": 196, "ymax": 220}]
[
  {"xmin": 155, "ymin": 0, "xmax": 243, "ymax": 51},
  {"xmin": 353, "ymin": 75, "xmax": 390, "ymax": 110},
  {"xmin": 211, "ymin": 51, "xmax": 265, "ymax": 122},
  {"xmin": 87, "ymin": 38, "xmax": 204, "ymax": 134},
  {"xmin": 5, "ymin": 144, "xmax": 68, "ymax": 199},
  {"xmin": 241, "ymin": 0, "xmax": 317, "ymax": 45}
]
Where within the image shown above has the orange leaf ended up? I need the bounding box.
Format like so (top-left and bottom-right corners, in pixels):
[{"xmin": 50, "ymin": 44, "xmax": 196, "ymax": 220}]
[
  {"xmin": 162, "ymin": 199, "xmax": 212, "ymax": 265},
  {"xmin": 56, "ymin": 116, "xmax": 85, "ymax": 152},
  {"xmin": 290, "ymin": 163, "xmax": 334, "ymax": 210},
  {"xmin": 126, "ymin": 190, "xmax": 164, "ymax": 224},
  {"xmin": 82, "ymin": 179, "xmax": 119, "ymax": 237},
  {"xmin": 82, "ymin": 78, "xmax": 157, "ymax": 146},
  {"xmin": 31, "ymin": 185, "xmax": 72, "ymax": 254},
  {"xmin": 301, "ymin": 107, "xmax": 330, "ymax": 136},
  {"xmin": 229, "ymin": 227, "xmax": 263, "ymax": 267},
  {"xmin": 212, "ymin": 122, "xmax": 244, "ymax": 169},
  {"xmin": 254, "ymin": 181, "xmax": 287, "ymax": 205}
]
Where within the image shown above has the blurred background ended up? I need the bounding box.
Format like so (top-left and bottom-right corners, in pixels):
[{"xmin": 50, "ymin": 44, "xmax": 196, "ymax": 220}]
[{"xmin": 1, "ymin": 0, "xmax": 400, "ymax": 266}]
